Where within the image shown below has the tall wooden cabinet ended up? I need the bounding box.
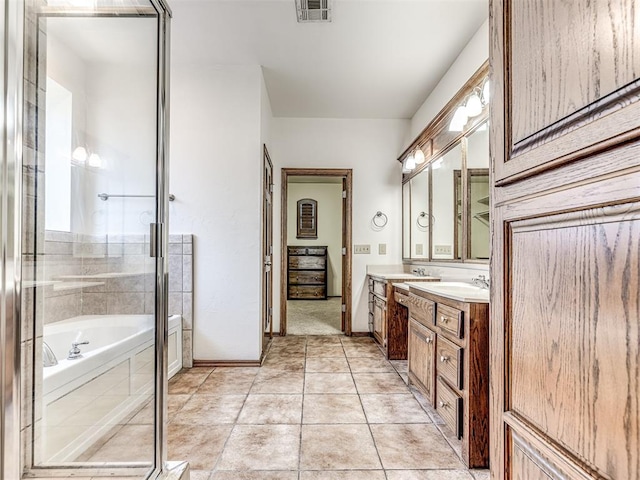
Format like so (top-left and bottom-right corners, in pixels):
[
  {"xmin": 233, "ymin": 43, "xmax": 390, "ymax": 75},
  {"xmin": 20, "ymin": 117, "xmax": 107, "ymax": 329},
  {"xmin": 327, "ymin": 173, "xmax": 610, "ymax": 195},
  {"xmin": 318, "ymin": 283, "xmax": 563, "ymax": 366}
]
[{"xmin": 490, "ymin": 1, "xmax": 640, "ymax": 479}]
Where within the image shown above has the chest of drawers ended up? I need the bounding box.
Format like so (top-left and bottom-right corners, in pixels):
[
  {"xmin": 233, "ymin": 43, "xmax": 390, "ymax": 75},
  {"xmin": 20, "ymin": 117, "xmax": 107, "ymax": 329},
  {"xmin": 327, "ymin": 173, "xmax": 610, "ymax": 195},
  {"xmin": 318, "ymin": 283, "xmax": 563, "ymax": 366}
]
[{"xmin": 287, "ymin": 246, "xmax": 327, "ymax": 299}]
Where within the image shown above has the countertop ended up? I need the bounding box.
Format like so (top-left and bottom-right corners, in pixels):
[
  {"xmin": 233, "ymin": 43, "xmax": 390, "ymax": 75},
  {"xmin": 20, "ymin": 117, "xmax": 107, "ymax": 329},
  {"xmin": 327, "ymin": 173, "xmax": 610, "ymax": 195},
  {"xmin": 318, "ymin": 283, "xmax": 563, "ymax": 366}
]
[
  {"xmin": 368, "ymin": 273, "xmax": 439, "ymax": 281},
  {"xmin": 391, "ymin": 282, "xmax": 410, "ymax": 291},
  {"xmin": 405, "ymin": 281, "xmax": 490, "ymax": 304}
]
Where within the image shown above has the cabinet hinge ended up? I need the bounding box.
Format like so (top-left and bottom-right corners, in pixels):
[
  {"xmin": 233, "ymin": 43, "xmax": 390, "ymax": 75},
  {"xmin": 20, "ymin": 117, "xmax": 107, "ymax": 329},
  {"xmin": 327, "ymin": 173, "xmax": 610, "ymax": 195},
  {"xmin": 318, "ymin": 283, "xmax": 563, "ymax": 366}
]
[
  {"xmin": 342, "ymin": 190, "xmax": 347, "ymax": 199},
  {"xmin": 270, "ymin": 183, "xmax": 274, "ymax": 193},
  {"xmin": 342, "ymin": 247, "xmax": 346, "ymax": 255},
  {"xmin": 341, "ymin": 304, "xmax": 346, "ymax": 313}
]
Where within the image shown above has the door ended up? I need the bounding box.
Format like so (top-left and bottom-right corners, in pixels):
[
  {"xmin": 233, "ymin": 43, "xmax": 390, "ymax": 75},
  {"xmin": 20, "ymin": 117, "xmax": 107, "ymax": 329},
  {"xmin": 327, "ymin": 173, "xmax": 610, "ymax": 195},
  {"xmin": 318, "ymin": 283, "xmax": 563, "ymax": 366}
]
[
  {"xmin": 491, "ymin": 1, "xmax": 640, "ymax": 479},
  {"xmin": 262, "ymin": 146, "xmax": 274, "ymax": 349}
]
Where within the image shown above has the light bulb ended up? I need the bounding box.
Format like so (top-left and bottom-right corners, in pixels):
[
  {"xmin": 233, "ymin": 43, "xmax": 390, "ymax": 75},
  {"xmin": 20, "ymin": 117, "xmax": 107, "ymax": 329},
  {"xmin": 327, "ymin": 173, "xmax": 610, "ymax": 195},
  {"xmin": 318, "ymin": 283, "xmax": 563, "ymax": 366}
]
[
  {"xmin": 88, "ymin": 153, "xmax": 102, "ymax": 168},
  {"xmin": 449, "ymin": 106, "xmax": 468, "ymax": 132},
  {"xmin": 414, "ymin": 147, "xmax": 425, "ymax": 164},
  {"xmin": 465, "ymin": 92, "xmax": 483, "ymax": 117},
  {"xmin": 405, "ymin": 154, "xmax": 416, "ymax": 171},
  {"xmin": 482, "ymin": 79, "xmax": 490, "ymax": 104},
  {"xmin": 72, "ymin": 146, "xmax": 88, "ymax": 163}
]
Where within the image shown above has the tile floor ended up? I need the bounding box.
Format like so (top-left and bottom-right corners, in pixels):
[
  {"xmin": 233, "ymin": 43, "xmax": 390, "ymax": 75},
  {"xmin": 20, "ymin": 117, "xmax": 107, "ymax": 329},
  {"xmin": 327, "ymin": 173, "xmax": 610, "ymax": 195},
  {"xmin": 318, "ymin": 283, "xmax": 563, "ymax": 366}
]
[{"xmin": 162, "ymin": 335, "xmax": 490, "ymax": 480}]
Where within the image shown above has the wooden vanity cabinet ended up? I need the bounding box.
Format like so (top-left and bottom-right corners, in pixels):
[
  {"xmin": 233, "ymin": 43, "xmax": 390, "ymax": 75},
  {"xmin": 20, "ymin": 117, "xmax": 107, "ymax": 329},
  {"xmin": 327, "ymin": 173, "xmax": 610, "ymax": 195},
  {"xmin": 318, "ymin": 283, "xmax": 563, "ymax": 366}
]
[{"xmin": 408, "ymin": 287, "xmax": 489, "ymax": 468}]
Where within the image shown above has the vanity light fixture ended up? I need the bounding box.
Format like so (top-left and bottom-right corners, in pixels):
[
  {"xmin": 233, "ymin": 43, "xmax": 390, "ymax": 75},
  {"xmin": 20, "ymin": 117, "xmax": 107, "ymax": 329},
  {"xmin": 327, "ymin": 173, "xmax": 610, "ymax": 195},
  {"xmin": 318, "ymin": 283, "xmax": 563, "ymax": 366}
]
[
  {"xmin": 405, "ymin": 153, "xmax": 416, "ymax": 171},
  {"xmin": 448, "ymin": 77, "xmax": 490, "ymax": 132},
  {"xmin": 449, "ymin": 105, "xmax": 468, "ymax": 132},
  {"xmin": 465, "ymin": 89, "xmax": 483, "ymax": 117},
  {"xmin": 88, "ymin": 153, "xmax": 102, "ymax": 168},
  {"xmin": 72, "ymin": 146, "xmax": 88, "ymax": 163},
  {"xmin": 413, "ymin": 146, "xmax": 425, "ymax": 164},
  {"xmin": 482, "ymin": 78, "xmax": 490, "ymax": 103}
]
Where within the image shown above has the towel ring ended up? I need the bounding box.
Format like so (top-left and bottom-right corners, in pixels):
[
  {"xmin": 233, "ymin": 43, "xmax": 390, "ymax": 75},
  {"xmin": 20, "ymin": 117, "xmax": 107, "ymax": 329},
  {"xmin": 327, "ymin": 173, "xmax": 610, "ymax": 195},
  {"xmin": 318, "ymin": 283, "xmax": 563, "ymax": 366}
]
[
  {"xmin": 372, "ymin": 211, "xmax": 388, "ymax": 228},
  {"xmin": 416, "ymin": 212, "xmax": 431, "ymax": 228}
]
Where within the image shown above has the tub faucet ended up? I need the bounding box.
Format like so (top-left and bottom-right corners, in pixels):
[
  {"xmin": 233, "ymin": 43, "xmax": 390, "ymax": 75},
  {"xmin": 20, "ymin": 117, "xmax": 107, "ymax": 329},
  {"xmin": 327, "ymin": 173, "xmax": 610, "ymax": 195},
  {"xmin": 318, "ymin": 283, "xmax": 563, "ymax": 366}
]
[
  {"xmin": 43, "ymin": 341, "xmax": 58, "ymax": 367},
  {"xmin": 68, "ymin": 341, "xmax": 89, "ymax": 360}
]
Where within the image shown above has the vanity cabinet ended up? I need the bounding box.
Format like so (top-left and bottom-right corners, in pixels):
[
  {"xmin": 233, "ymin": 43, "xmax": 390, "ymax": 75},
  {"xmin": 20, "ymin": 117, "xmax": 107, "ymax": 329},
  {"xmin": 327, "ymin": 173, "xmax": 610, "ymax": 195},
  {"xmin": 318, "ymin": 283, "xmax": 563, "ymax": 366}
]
[
  {"xmin": 407, "ymin": 286, "xmax": 489, "ymax": 468},
  {"xmin": 367, "ymin": 274, "xmax": 438, "ymax": 360}
]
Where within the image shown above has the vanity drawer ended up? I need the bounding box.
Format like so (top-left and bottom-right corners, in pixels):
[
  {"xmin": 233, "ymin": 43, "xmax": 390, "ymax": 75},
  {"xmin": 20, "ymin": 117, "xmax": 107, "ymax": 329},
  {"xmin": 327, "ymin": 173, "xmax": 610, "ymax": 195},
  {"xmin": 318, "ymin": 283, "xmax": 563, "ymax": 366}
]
[
  {"xmin": 289, "ymin": 270, "xmax": 325, "ymax": 285},
  {"xmin": 436, "ymin": 377, "xmax": 463, "ymax": 439},
  {"xmin": 409, "ymin": 293, "xmax": 435, "ymax": 327},
  {"xmin": 372, "ymin": 279, "xmax": 386, "ymax": 296},
  {"xmin": 394, "ymin": 291, "xmax": 410, "ymax": 308},
  {"xmin": 288, "ymin": 285, "xmax": 326, "ymax": 299},
  {"xmin": 437, "ymin": 335, "xmax": 463, "ymax": 390},
  {"xmin": 289, "ymin": 255, "xmax": 326, "ymax": 270},
  {"xmin": 436, "ymin": 304, "xmax": 464, "ymax": 339}
]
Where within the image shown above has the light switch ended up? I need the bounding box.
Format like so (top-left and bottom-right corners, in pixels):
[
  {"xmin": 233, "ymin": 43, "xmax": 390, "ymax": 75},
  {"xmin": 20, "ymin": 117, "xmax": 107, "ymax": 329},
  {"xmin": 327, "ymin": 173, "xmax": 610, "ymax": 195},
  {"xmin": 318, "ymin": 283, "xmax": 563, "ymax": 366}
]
[
  {"xmin": 378, "ymin": 243, "xmax": 387, "ymax": 255},
  {"xmin": 434, "ymin": 245, "xmax": 452, "ymax": 255},
  {"xmin": 354, "ymin": 244, "xmax": 371, "ymax": 254},
  {"xmin": 415, "ymin": 244, "xmax": 423, "ymax": 255}
]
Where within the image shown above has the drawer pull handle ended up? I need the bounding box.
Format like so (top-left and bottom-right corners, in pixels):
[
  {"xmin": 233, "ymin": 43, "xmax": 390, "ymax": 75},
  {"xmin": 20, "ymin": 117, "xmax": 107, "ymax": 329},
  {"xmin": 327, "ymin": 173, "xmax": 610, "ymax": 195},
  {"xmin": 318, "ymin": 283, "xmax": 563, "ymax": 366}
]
[
  {"xmin": 440, "ymin": 316, "xmax": 449, "ymax": 323},
  {"xmin": 425, "ymin": 337, "xmax": 432, "ymax": 344},
  {"xmin": 440, "ymin": 355, "xmax": 449, "ymax": 363},
  {"xmin": 439, "ymin": 401, "xmax": 449, "ymax": 408}
]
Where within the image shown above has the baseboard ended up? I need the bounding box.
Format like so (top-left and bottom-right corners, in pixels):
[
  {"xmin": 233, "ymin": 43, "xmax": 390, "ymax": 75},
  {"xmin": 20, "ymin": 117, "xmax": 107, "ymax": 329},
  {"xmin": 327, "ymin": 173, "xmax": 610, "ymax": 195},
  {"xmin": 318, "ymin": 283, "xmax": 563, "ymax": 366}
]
[
  {"xmin": 193, "ymin": 359, "xmax": 262, "ymax": 367},
  {"xmin": 350, "ymin": 331, "xmax": 372, "ymax": 337}
]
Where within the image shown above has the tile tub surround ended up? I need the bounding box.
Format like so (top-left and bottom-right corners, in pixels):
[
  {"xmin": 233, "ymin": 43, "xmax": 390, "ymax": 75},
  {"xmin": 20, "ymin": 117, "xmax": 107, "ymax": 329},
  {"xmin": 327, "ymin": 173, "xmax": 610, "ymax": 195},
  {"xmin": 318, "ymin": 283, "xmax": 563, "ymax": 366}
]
[{"xmin": 155, "ymin": 335, "xmax": 490, "ymax": 479}]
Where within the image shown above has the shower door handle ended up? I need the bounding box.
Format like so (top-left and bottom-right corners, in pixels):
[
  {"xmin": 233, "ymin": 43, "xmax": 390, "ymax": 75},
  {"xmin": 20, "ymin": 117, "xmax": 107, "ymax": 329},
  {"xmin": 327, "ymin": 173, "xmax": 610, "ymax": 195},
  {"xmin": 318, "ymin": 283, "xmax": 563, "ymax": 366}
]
[{"xmin": 150, "ymin": 222, "xmax": 164, "ymax": 258}]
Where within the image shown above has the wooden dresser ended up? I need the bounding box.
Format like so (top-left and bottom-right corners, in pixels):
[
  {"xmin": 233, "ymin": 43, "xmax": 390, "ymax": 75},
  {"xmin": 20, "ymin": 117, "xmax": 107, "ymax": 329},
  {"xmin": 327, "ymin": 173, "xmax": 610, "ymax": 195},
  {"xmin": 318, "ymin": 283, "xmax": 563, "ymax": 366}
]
[
  {"xmin": 407, "ymin": 283, "xmax": 489, "ymax": 468},
  {"xmin": 287, "ymin": 246, "xmax": 327, "ymax": 300}
]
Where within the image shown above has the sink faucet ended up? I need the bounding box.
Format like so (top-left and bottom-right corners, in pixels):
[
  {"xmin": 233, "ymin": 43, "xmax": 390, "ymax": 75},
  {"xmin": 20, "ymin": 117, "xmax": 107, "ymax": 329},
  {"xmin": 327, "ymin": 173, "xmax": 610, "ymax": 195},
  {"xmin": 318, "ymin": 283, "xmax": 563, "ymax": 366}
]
[
  {"xmin": 413, "ymin": 267, "xmax": 426, "ymax": 276},
  {"xmin": 472, "ymin": 274, "xmax": 490, "ymax": 290},
  {"xmin": 68, "ymin": 341, "xmax": 89, "ymax": 360}
]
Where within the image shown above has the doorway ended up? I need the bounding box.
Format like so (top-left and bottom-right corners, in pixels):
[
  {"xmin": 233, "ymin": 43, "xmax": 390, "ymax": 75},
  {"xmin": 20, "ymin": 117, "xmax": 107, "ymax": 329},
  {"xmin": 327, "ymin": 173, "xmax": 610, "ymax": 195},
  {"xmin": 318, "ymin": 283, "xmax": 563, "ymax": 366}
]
[
  {"xmin": 262, "ymin": 146, "xmax": 274, "ymax": 354},
  {"xmin": 280, "ymin": 169, "xmax": 352, "ymax": 336}
]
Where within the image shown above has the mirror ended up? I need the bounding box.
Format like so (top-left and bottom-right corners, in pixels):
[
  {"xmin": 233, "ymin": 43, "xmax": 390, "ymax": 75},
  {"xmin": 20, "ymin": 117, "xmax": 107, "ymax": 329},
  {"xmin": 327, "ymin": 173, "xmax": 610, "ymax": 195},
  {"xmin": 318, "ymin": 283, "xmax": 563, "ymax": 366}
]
[
  {"xmin": 402, "ymin": 182, "xmax": 410, "ymax": 258},
  {"xmin": 466, "ymin": 122, "xmax": 490, "ymax": 260},
  {"xmin": 410, "ymin": 168, "xmax": 429, "ymax": 258},
  {"xmin": 432, "ymin": 142, "xmax": 462, "ymax": 260}
]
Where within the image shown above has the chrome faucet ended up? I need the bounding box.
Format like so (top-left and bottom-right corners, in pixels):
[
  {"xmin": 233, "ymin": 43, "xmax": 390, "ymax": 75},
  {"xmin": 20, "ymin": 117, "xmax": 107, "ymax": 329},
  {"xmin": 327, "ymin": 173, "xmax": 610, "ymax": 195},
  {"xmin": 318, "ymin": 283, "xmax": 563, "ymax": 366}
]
[
  {"xmin": 43, "ymin": 341, "xmax": 58, "ymax": 367},
  {"xmin": 472, "ymin": 274, "xmax": 490, "ymax": 290},
  {"xmin": 68, "ymin": 341, "xmax": 89, "ymax": 360},
  {"xmin": 413, "ymin": 267, "xmax": 426, "ymax": 276}
]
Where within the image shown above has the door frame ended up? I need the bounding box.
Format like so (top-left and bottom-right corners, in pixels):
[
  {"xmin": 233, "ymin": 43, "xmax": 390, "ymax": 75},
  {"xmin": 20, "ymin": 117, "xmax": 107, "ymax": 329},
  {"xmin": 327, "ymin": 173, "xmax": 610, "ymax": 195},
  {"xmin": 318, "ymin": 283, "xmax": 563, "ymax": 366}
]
[
  {"xmin": 261, "ymin": 145, "xmax": 274, "ymax": 353},
  {"xmin": 280, "ymin": 168, "xmax": 353, "ymax": 336}
]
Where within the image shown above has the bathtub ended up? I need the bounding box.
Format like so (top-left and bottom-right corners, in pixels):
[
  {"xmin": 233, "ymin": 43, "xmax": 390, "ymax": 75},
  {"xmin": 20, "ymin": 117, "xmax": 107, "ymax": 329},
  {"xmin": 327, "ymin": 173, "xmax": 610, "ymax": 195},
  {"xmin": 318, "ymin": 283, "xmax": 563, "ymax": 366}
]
[
  {"xmin": 43, "ymin": 314, "xmax": 182, "ymax": 400},
  {"xmin": 38, "ymin": 314, "xmax": 182, "ymax": 463}
]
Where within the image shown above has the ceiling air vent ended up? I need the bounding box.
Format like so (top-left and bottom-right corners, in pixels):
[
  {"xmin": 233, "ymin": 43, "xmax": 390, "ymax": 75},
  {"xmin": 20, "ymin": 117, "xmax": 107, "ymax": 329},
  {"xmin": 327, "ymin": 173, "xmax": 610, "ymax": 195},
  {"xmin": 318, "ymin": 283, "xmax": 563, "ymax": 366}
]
[{"xmin": 296, "ymin": 0, "xmax": 331, "ymax": 23}]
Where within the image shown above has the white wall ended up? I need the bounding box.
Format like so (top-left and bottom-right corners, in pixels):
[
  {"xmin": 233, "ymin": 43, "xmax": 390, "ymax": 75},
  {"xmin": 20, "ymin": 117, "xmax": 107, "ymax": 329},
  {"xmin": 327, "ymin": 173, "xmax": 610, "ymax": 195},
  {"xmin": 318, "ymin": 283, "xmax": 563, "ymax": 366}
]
[
  {"xmin": 287, "ymin": 183, "xmax": 343, "ymax": 296},
  {"xmin": 170, "ymin": 64, "xmax": 263, "ymax": 361},
  {"xmin": 271, "ymin": 118, "xmax": 409, "ymax": 333},
  {"xmin": 404, "ymin": 19, "xmax": 489, "ymax": 149}
]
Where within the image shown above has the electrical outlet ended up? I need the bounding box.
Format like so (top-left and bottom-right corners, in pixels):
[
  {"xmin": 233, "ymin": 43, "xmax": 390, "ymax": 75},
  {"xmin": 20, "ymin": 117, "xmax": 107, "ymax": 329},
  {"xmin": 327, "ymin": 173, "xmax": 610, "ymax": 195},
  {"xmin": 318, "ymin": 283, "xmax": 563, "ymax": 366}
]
[
  {"xmin": 378, "ymin": 243, "xmax": 387, "ymax": 255},
  {"xmin": 434, "ymin": 245, "xmax": 452, "ymax": 255},
  {"xmin": 415, "ymin": 244, "xmax": 423, "ymax": 255},
  {"xmin": 354, "ymin": 244, "xmax": 371, "ymax": 254}
]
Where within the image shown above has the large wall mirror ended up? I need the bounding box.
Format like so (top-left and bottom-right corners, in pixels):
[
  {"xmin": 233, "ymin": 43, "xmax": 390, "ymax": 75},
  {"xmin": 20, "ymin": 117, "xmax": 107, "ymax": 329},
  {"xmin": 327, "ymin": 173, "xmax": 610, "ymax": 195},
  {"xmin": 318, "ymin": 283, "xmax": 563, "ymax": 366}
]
[{"xmin": 400, "ymin": 62, "xmax": 489, "ymax": 263}]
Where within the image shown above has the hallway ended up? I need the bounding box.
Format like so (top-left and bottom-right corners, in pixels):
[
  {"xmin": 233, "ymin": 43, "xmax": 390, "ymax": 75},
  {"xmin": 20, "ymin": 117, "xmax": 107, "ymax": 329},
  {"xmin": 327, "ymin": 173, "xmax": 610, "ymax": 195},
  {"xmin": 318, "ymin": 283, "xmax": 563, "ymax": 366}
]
[{"xmin": 164, "ymin": 335, "xmax": 490, "ymax": 479}]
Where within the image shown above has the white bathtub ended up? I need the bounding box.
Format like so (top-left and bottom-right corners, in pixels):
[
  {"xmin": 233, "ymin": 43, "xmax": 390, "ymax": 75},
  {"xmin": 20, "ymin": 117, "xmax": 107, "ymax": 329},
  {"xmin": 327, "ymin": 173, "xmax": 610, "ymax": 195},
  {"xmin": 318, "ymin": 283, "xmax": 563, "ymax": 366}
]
[
  {"xmin": 38, "ymin": 314, "xmax": 183, "ymax": 463},
  {"xmin": 43, "ymin": 314, "xmax": 182, "ymax": 400}
]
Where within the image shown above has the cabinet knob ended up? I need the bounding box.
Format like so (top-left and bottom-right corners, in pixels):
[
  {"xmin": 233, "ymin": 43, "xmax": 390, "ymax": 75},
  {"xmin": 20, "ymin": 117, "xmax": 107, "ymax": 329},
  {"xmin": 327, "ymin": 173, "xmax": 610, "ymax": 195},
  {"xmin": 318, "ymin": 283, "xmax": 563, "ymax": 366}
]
[
  {"xmin": 440, "ymin": 315, "xmax": 449, "ymax": 323},
  {"xmin": 425, "ymin": 337, "xmax": 433, "ymax": 344},
  {"xmin": 440, "ymin": 355, "xmax": 449, "ymax": 363},
  {"xmin": 439, "ymin": 401, "xmax": 449, "ymax": 408}
]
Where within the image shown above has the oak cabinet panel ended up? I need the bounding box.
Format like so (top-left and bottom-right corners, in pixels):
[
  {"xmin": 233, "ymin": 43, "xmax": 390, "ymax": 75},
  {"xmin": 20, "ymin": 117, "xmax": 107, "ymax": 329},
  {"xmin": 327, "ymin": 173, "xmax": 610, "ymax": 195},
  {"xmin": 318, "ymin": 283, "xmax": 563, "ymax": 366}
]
[
  {"xmin": 372, "ymin": 296, "xmax": 386, "ymax": 347},
  {"xmin": 408, "ymin": 318, "xmax": 435, "ymax": 404}
]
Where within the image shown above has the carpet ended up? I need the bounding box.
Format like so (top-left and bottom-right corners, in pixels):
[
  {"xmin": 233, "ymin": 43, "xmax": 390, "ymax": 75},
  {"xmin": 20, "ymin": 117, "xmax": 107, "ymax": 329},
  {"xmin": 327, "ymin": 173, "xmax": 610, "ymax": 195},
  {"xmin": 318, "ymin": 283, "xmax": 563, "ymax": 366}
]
[{"xmin": 287, "ymin": 297, "xmax": 343, "ymax": 335}]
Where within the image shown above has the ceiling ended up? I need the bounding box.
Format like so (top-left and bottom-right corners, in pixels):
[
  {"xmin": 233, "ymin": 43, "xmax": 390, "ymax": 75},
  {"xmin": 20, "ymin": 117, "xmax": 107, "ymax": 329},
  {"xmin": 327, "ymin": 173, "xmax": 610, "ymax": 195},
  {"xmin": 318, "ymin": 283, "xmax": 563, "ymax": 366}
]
[{"xmin": 170, "ymin": 0, "xmax": 488, "ymax": 119}]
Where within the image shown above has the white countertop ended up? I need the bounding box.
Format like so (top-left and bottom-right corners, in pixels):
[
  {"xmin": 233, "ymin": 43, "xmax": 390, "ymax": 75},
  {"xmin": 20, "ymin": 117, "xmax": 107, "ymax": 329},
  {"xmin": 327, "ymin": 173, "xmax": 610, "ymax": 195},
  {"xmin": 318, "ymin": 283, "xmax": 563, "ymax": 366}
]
[
  {"xmin": 368, "ymin": 273, "xmax": 439, "ymax": 281},
  {"xmin": 392, "ymin": 282, "xmax": 410, "ymax": 291},
  {"xmin": 405, "ymin": 281, "xmax": 490, "ymax": 303}
]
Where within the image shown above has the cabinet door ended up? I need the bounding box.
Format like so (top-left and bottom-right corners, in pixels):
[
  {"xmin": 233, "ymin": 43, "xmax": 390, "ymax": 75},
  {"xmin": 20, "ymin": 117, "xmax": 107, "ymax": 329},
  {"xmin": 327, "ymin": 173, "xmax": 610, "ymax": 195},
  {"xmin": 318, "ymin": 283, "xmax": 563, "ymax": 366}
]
[
  {"xmin": 372, "ymin": 296, "xmax": 386, "ymax": 346},
  {"xmin": 408, "ymin": 318, "xmax": 435, "ymax": 404},
  {"xmin": 491, "ymin": 1, "xmax": 640, "ymax": 479}
]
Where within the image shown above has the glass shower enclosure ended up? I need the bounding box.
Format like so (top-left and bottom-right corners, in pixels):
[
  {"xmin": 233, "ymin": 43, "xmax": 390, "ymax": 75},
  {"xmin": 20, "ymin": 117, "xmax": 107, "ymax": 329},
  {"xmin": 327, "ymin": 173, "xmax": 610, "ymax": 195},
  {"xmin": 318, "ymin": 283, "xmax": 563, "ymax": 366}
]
[{"xmin": 17, "ymin": 0, "xmax": 172, "ymax": 477}]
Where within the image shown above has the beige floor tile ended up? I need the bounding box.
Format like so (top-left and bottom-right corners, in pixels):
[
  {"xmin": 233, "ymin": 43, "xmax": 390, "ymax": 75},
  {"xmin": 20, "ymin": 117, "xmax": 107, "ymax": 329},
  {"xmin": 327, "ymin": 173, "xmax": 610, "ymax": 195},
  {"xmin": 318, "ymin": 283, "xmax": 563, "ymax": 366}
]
[
  {"xmin": 168, "ymin": 394, "xmax": 192, "ymax": 419},
  {"xmin": 212, "ymin": 471, "xmax": 298, "ymax": 480},
  {"xmin": 169, "ymin": 371, "xmax": 210, "ymax": 394},
  {"xmin": 189, "ymin": 471, "xmax": 214, "ymax": 480},
  {"xmin": 168, "ymin": 423, "xmax": 232, "ymax": 470},
  {"xmin": 302, "ymin": 394, "xmax": 366, "ymax": 424},
  {"xmin": 250, "ymin": 371, "xmax": 305, "ymax": 394},
  {"xmin": 300, "ymin": 471, "xmax": 386, "ymax": 480},
  {"xmin": 306, "ymin": 345, "xmax": 345, "ymax": 357},
  {"xmin": 269, "ymin": 344, "xmax": 307, "ymax": 354},
  {"xmin": 217, "ymin": 425, "xmax": 300, "ymax": 470},
  {"xmin": 306, "ymin": 335, "xmax": 343, "ymax": 345},
  {"xmin": 172, "ymin": 394, "xmax": 246, "ymax": 424},
  {"xmin": 87, "ymin": 424, "xmax": 154, "ymax": 462},
  {"xmin": 360, "ymin": 394, "xmax": 431, "ymax": 423},
  {"xmin": 471, "ymin": 470, "xmax": 490, "ymax": 480},
  {"xmin": 370, "ymin": 424, "xmax": 464, "ymax": 469},
  {"xmin": 197, "ymin": 373, "xmax": 256, "ymax": 395},
  {"xmin": 261, "ymin": 356, "xmax": 306, "ymax": 371},
  {"xmin": 343, "ymin": 345, "xmax": 384, "ymax": 358},
  {"xmin": 341, "ymin": 336, "xmax": 375, "ymax": 344},
  {"xmin": 300, "ymin": 424, "xmax": 381, "ymax": 470},
  {"xmin": 353, "ymin": 373, "xmax": 408, "ymax": 394},
  {"xmin": 304, "ymin": 373, "xmax": 356, "ymax": 394},
  {"xmin": 237, "ymin": 394, "xmax": 303, "ymax": 424},
  {"xmin": 386, "ymin": 471, "xmax": 474, "ymax": 480},
  {"xmin": 347, "ymin": 357, "xmax": 395, "ymax": 373},
  {"xmin": 214, "ymin": 367, "xmax": 261, "ymax": 375},
  {"xmin": 305, "ymin": 356, "xmax": 350, "ymax": 373},
  {"xmin": 127, "ymin": 398, "xmax": 154, "ymax": 424}
]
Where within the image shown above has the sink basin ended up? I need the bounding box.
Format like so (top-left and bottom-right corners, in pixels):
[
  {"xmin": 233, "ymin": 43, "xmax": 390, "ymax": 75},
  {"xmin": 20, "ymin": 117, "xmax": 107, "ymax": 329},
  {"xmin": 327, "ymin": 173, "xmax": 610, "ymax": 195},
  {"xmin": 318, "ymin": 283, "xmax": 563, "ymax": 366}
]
[{"xmin": 406, "ymin": 281, "xmax": 489, "ymax": 303}]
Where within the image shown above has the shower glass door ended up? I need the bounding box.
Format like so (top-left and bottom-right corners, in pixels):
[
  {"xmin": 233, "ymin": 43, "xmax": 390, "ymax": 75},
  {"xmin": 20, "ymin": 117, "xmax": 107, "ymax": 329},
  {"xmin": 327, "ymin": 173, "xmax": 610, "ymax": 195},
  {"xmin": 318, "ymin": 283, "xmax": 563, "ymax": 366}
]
[{"xmin": 23, "ymin": 0, "xmax": 169, "ymax": 476}]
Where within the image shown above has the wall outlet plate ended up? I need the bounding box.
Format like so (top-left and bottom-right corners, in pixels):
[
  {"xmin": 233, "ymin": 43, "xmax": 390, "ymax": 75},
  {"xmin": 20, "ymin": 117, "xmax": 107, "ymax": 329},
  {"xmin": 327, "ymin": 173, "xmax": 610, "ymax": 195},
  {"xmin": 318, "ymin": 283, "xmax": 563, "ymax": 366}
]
[
  {"xmin": 415, "ymin": 244, "xmax": 423, "ymax": 255},
  {"xmin": 434, "ymin": 245, "xmax": 452, "ymax": 255},
  {"xmin": 354, "ymin": 244, "xmax": 371, "ymax": 254},
  {"xmin": 378, "ymin": 243, "xmax": 387, "ymax": 255}
]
